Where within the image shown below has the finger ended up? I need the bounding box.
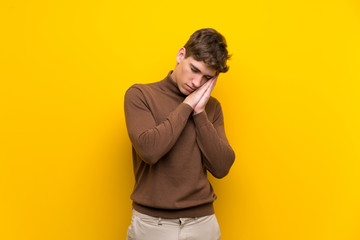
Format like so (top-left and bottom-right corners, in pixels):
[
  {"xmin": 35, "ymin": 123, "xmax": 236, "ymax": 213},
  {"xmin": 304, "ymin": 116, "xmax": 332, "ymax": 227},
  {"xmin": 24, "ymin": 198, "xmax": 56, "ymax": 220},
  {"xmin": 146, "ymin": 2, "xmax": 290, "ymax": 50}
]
[
  {"xmin": 200, "ymin": 79, "xmax": 215, "ymax": 100},
  {"xmin": 213, "ymin": 74, "xmax": 218, "ymax": 83},
  {"xmin": 207, "ymin": 78, "xmax": 216, "ymax": 93},
  {"xmin": 201, "ymin": 78, "xmax": 213, "ymax": 90},
  {"xmin": 187, "ymin": 80, "xmax": 211, "ymax": 102},
  {"xmin": 189, "ymin": 78, "xmax": 214, "ymax": 101},
  {"xmin": 193, "ymin": 79, "xmax": 213, "ymax": 96}
]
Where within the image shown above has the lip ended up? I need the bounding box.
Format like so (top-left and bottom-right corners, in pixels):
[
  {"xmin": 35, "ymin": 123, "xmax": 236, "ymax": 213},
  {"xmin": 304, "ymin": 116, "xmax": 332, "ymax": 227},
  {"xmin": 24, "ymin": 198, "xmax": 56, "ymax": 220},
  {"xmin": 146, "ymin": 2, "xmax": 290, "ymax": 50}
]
[{"xmin": 185, "ymin": 84, "xmax": 195, "ymax": 92}]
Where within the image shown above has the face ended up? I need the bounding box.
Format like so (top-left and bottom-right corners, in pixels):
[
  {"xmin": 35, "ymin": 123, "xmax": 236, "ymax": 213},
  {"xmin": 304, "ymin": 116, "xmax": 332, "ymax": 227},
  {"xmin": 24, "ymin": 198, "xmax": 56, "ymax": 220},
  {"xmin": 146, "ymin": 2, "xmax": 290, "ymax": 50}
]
[{"xmin": 171, "ymin": 48, "xmax": 217, "ymax": 95}]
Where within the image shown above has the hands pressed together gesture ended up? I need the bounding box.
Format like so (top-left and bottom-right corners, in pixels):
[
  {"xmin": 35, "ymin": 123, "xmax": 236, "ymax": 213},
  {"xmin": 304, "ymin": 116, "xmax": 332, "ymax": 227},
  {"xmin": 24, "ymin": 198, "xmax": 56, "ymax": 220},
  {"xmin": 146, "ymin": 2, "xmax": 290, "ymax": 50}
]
[{"xmin": 183, "ymin": 74, "xmax": 218, "ymax": 115}]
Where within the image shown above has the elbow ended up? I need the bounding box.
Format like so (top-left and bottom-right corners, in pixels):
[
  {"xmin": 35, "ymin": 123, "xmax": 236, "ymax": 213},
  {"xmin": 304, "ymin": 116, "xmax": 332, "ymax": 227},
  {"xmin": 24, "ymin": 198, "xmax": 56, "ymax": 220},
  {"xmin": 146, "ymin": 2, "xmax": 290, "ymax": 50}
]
[
  {"xmin": 136, "ymin": 149, "xmax": 161, "ymax": 165},
  {"xmin": 132, "ymin": 134, "xmax": 162, "ymax": 165},
  {"xmin": 212, "ymin": 168, "xmax": 230, "ymax": 179},
  {"xmin": 211, "ymin": 151, "xmax": 236, "ymax": 179}
]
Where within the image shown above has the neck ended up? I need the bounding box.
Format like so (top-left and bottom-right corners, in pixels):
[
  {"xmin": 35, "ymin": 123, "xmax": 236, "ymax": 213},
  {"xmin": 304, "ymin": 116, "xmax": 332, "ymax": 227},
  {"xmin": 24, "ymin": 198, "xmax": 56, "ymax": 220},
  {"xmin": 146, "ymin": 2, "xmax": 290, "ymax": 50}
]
[
  {"xmin": 170, "ymin": 67, "xmax": 178, "ymax": 85},
  {"xmin": 162, "ymin": 70, "xmax": 186, "ymax": 97}
]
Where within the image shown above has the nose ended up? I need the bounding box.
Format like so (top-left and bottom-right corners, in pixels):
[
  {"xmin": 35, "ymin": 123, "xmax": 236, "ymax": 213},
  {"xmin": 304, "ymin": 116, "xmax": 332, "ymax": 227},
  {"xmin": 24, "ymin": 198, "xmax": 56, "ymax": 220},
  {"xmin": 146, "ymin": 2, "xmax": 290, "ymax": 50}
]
[{"xmin": 191, "ymin": 75, "xmax": 203, "ymax": 88}]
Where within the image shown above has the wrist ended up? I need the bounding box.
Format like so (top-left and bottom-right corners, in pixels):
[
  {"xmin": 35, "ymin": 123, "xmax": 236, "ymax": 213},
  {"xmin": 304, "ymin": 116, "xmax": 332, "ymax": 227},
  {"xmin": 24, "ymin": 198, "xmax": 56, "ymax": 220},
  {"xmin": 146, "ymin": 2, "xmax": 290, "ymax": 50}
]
[
  {"xmin": 183, "ymin": 99, "xmax": 195, "ymax": 109},
  {"xmin": 193, "ymin": 109, "xmax": 204, "ymax": 115}
]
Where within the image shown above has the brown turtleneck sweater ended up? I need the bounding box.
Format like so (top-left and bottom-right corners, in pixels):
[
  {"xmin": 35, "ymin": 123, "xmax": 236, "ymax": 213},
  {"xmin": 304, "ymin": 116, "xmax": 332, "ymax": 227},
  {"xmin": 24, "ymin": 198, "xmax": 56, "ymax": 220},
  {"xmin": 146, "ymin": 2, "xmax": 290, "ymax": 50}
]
[{"xmin": 124, "ymin": 70, "xmax": 235, "ymax": 218}]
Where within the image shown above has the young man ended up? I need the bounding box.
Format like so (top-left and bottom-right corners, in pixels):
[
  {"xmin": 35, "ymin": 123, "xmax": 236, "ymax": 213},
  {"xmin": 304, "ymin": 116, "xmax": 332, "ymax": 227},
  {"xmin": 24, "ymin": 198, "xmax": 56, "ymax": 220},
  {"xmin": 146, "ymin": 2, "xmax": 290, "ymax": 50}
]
[{"xmin": 124, "ymin": 28, "xmax": 235, "ymax": 240}]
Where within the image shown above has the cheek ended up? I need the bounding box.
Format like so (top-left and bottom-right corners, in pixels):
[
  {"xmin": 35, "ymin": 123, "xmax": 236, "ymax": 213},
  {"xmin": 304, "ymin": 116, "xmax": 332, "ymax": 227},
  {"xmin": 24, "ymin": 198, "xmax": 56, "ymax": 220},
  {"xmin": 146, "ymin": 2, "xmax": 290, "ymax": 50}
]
[
  {"xmin": 182, "ymin": 63, "xmax": 194, "ymax": 76},
  {"xmin": 183, "ymin": 69, "xmax": 193, "ymax": 81},
  {"xmin": 200, "ymin": 79, "xmax": 208, "ymax": 86},
  {"xmin": 180, "ymin": 65, "xmax": 189, "ymax": 78}
]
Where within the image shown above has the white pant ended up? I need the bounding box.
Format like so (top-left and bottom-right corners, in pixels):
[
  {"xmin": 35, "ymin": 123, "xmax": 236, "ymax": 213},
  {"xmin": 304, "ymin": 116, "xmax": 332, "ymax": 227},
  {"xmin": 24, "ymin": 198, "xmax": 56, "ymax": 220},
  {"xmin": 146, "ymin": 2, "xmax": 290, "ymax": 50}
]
[{"xmin": 126, "ymin": 209, "xmax": 221, "ymax": 240}]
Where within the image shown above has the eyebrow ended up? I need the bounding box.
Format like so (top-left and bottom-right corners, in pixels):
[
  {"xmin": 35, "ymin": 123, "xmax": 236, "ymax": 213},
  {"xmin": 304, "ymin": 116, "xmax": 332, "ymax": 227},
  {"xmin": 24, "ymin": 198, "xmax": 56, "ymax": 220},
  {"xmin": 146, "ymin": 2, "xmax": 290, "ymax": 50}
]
[{"xmin": 190, "ymin": 63, "xmax": 215, "ymax": 79}]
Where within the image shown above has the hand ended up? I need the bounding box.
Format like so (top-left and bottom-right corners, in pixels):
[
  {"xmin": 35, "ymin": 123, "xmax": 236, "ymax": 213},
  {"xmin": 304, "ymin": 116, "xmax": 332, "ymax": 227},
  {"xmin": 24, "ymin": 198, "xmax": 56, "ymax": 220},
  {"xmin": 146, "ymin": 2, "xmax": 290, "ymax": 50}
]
[
  {"xmin": 183, "ymin": 73, "xmax": 218, "ymax": 114},
  {"xmin": 183, "ymin": 78, "xmax": 212, "ymax": 108},
  {"xmin": 193, "ymin": 75, "xmax": 218, "ymax": 114}
]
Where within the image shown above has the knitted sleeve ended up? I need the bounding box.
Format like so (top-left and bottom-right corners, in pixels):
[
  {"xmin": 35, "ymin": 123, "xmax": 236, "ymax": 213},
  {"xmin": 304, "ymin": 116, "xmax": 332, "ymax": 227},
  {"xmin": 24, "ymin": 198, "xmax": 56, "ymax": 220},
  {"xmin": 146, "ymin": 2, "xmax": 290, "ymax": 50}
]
[
  {"xmin": 124, "ymin": 86, "xmax": 193, "ymax": 165},
  {"xmin": 193, "ymin": 100, "xmax": 235, "ymax": 178}
]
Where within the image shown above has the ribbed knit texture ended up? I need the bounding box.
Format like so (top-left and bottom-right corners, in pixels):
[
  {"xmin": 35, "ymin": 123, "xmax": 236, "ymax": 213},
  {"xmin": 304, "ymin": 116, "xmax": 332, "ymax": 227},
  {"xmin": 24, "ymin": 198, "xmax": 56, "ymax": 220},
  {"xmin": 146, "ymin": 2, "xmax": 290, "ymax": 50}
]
[{"xmin": 124, "ymin": 70, "xmax": 235, "ymax": 218}]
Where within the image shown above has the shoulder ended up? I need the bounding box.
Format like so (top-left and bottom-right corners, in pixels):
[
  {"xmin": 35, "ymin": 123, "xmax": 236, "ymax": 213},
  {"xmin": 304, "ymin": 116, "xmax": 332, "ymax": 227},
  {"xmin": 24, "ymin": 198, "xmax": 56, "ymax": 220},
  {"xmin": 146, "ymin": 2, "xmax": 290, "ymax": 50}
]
[
  {"xmin": 125, "ymin": 83, "xmax": 149, "ymax": 93},
  {"xmin": 125, "ymin": 84, "xmax": 144, "ymax": 100},
  {"xmin": 124, "ymin": 81, "xmax": 162, "ymax": 108},
  {"xmin": 124, "ymin": 83, "xmax": 150, "ymax": 106},
  {"xmin": 125, "ymin": 82, "xmax": 157, "ymax": 98}
]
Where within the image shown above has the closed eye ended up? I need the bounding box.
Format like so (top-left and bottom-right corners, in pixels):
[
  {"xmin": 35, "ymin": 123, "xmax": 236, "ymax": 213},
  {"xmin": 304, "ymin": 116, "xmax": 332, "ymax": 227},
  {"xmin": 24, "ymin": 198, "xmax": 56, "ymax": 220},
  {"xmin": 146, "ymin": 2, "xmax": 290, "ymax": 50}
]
[
  {"xmin": 190, "ymin": 64, "xmax": 214, "ymax": 80},
  {"xmin": 191, "ymin": 67, "xmax": 198, "ymax": 73}
]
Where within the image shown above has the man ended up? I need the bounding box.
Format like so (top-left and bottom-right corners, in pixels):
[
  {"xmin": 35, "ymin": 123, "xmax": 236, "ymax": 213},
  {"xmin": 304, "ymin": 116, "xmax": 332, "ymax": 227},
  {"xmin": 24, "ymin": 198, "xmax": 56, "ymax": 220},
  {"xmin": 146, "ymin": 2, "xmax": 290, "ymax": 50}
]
[{"xmin": 124, "ymin": 28, "xmax": 235, "ymax": 240}]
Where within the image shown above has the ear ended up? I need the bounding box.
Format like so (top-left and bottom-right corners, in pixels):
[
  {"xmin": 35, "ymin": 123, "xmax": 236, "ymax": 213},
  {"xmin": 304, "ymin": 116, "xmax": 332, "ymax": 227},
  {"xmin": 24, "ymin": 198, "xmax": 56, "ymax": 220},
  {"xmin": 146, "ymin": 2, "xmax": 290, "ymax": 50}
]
[{"xmin": 176, "ymin": 47, "xmax": 186, "ymax": 63}]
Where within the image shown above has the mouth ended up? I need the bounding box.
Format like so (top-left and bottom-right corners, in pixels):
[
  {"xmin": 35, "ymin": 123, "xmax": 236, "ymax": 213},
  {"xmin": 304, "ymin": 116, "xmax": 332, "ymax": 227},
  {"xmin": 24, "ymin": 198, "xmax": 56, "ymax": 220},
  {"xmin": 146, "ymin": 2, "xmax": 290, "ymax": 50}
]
[{"xmin": 185, "ymin": 84, "xmax": 195, "ymax": 92}]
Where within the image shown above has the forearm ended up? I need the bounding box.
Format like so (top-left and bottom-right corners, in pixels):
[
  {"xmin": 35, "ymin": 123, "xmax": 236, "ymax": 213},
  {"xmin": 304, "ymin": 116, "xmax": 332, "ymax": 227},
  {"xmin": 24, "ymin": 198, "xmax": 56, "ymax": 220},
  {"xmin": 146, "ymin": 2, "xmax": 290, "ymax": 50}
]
[
  {"xmin": 124, "ymin": 87, "xmax": 193, "ymax": 164},
  {"xmin": 130, "ymin": 103, "xmax": 193, "ymax": 164},
  {"xmin": 193, "ymin": 112, "xmax": 235, "ymax": 178}
]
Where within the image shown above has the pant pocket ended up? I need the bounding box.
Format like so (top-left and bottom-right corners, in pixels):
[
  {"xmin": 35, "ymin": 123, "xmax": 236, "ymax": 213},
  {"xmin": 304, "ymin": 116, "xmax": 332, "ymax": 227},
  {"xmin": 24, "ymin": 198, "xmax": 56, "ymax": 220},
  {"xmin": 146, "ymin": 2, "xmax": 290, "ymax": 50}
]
[
  {"xmin": 213, "ymin": 216, "xmax": 221, "ymax": 240},
  {"xmin": 126, "ymin": 224, "xmax": 135, "ymax": 240}
]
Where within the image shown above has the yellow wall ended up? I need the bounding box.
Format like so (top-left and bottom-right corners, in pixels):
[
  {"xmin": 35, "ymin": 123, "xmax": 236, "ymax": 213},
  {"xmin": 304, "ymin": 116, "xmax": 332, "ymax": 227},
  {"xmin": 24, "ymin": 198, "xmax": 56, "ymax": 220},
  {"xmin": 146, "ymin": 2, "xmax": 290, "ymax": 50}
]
[{"xmin": 1, "ymin": 0, "xmax": 359, "ymax": 239}]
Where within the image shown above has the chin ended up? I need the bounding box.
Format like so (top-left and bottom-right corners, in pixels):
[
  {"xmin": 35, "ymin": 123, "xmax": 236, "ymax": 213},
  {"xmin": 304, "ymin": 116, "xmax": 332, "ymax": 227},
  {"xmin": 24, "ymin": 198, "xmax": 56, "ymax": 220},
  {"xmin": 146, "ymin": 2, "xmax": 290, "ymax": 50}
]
[{"xmin": 179, "ymin": 87, "xmax": 190, "ymax": 96}]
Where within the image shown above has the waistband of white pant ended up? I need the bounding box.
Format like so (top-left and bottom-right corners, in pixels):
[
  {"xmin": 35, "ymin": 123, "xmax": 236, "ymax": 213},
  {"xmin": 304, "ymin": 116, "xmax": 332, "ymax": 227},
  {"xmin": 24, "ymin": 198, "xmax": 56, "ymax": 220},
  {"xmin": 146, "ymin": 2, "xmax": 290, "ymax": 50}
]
[{"xmin": 132, "ymin": 208, "xmax": 203, "ymax": 226}]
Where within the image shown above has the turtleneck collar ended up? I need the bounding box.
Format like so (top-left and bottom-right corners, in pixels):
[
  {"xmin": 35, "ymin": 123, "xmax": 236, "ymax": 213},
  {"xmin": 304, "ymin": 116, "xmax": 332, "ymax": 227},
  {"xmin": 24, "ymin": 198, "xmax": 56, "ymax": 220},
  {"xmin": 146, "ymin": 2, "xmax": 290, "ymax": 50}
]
[{"xmin": 159, "ymin": 70, "xmax": 187, "ymax": 97}]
